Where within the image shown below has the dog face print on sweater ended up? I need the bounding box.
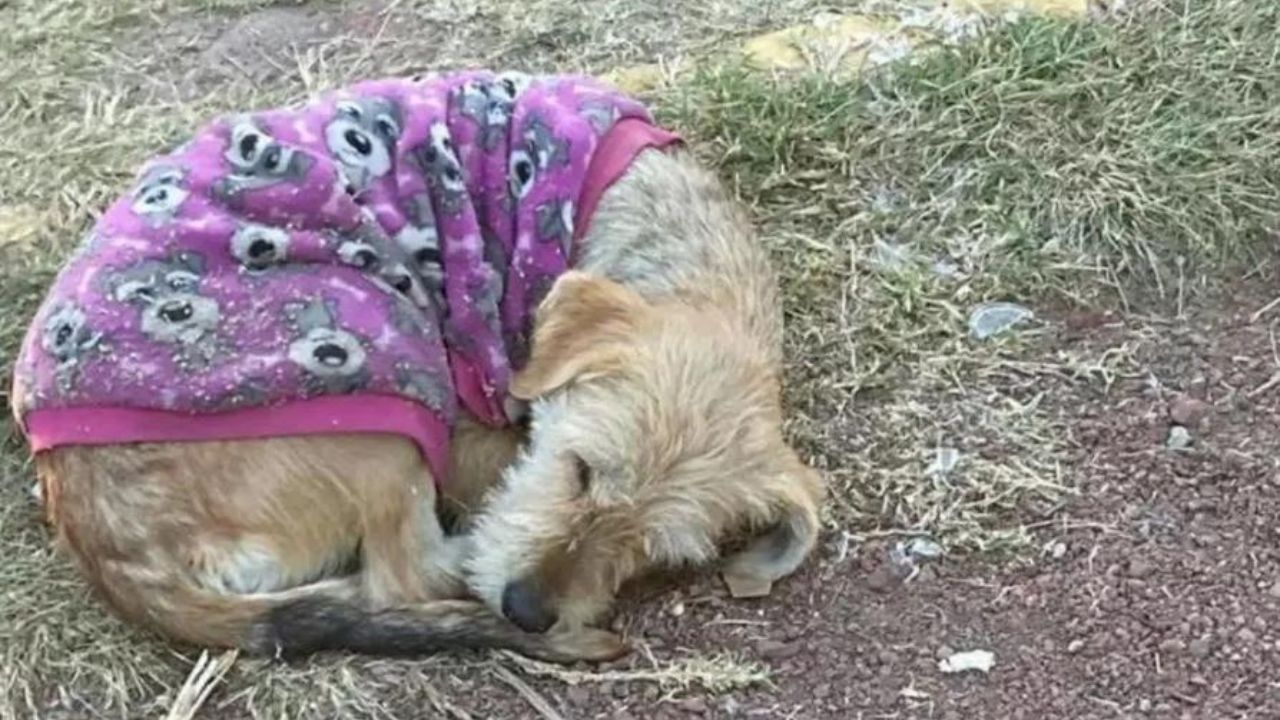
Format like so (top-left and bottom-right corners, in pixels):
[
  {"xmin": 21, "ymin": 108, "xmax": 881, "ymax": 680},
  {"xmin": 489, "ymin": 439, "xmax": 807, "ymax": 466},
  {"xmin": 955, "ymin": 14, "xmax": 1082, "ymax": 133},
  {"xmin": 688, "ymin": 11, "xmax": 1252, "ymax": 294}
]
[{"xmin": 15, "ymin": 71, "xmax": 676, "ymax": 481}]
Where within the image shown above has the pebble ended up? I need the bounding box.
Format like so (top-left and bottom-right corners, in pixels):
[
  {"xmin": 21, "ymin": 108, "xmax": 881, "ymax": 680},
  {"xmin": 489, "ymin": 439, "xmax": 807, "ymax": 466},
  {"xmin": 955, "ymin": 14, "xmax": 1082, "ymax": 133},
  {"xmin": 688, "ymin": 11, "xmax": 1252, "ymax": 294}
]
[
  {"xmin": 1269, "ymin": 581, "xmax": 1280, "ymax": 598},
  {"xmin": 756, "ymin": 640, "xmax": 800, "ymax": 660},
  {"xmin": 1048, "ymin": 540, "xmax": 1068, "ymax": 559},
  {"xmin": 866, "ymin": 568, "xmax": 896, "ymax": 593},
  {"xmin": 1067, "ymin": 639, "xmax": 1086, "ymax": 654},
  {"xmin": 1170, "ymin": 395, "xmax": 1211, "ymax": 425},
  {"xmin": 565, "ymin": 686, "xmax": 590, "ymax": 705},
  {"xmin": 677, "ymin": 697, "xmax": 708, "ymax": 714},
  {"xmin": 1127, "ymin": 558, "xmax": 1154, "ymax": 578},
  {"xmin": 1189, "ymin": 638, "xmax": 1212, "ymax": 658},
  {"xmin": 1166, "ymin": 425, "xmax": 1193, "ymax": 449},
  {"xmin": 1237, "ymin": 627, "xmax": 1258, "ymax": 643}
]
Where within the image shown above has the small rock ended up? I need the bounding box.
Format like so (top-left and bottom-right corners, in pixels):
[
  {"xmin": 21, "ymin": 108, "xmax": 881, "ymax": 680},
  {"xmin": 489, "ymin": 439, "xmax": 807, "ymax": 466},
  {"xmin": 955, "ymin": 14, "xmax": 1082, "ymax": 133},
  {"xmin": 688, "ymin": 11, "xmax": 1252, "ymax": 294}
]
[
  {"xmin": 1138, "ymin": 698, "xmax": 1152, "ymax": 712},
  {"xmin": 1064, "ymin": 310, "xmax": 1113, "ymax": 331},
  {"xmin": 1158, "ymin": 638, "xmax": 1184, "ymax": 653},
  {"xmin": 866, "ymin": 568, "xmax": 896, "ymax": 593},
  {"xmin": 1166, "ymin": 425, "xmax": 1193, "ymax": 450},
  {"xmin": 1268, "ymin": 581, "xmax": 1280, "ymax": 598},
  {"xmin": 904, "ymin": 537, "xmax": 945, "ymax": 559},
  {"xmin": 936, "ymin": 644, "xmax": 956, "ymax": 660},
  {"xmin": 724, "ymin": 572, "xmax": 772, "ymax": 598},
  {"xmin": 969, "ymin": 302, "xmax": 1034, "ymax": 340},
  {"xmin": 1169, "ymin": 395, "xmax": 1211, "ymax": 426},
  {"xmin": 1067, "ymin": 639, "xmax": 1085, "ymax": 654},
  {"xmin": 1237, "ymin": 627, "xmax": 1258, "ymax": 643},
  {"xmin": 938, "ymin": 649, "xmax": 995, "ymax": 674},
  {"xmin": 677, "ymin": 697, "xmax": 708, "ymax": 714},
  {"xmin": 1189, "ymin": 638, "xmax": 1212, "ymax": 658},
  {"xmin": 812, "ymin": 683, "xmax": 832, "ymax": 699},
  {"xmin": 756, "ymin": 640, "xmax": 800, "ymax": 660},
  {"xmin": 566, "ymin": 686, "xmax": 590, "ymax": 705},
  {"xmin": 670, "ymin": 601, "xmax": 686, "ymax": 617},
  {"xmin": 1127, "ymin": 558, "xmax": 1154, "ymax": 579}
]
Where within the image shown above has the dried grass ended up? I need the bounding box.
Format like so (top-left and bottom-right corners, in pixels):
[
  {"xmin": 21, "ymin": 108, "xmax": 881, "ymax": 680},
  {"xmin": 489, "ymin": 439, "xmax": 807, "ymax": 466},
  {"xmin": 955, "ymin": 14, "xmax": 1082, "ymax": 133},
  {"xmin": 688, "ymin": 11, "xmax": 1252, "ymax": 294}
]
[{"xmin": 2, "ymin": 0, "xmax": 1278, "ymax": 717}]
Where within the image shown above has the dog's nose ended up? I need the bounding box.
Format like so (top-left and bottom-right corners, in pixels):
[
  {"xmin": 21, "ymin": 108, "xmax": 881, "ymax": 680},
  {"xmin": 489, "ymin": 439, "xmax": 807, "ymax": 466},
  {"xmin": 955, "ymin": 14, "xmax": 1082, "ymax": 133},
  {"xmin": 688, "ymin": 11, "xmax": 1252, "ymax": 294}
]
[{"xmin": 501, "ymin": 579, "xmax": 557, "ymax": 633}]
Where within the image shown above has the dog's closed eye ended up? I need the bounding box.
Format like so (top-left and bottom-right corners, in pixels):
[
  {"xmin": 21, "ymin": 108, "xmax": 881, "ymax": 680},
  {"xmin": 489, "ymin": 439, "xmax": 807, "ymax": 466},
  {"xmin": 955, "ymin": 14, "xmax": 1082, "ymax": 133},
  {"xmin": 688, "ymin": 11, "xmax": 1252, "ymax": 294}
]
[{"xmin": 572, "ymin": 454, "xmax": 593, "ymax": 497}]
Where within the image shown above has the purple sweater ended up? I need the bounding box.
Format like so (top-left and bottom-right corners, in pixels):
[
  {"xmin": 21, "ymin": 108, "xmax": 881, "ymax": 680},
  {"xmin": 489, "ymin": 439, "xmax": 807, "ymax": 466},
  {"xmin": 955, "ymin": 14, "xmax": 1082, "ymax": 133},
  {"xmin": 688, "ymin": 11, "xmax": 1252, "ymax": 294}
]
[{"xmin": 12, "ymin": 71, "xmax": 679, "ymax": 481}]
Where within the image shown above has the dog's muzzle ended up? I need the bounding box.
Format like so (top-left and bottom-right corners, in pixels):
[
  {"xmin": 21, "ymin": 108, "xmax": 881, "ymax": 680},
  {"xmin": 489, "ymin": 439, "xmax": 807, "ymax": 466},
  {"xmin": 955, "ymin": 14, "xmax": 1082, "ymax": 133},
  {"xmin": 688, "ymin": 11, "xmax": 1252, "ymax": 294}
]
[{"xmin": 501, "ymin": 578, "xmax": 557, "ymax": 633}]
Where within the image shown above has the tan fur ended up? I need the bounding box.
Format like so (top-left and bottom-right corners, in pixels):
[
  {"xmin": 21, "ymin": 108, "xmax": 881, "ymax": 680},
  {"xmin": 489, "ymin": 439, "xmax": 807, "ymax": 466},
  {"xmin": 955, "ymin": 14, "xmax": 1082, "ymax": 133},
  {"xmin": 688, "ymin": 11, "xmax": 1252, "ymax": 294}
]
[
  {"xmin": 39, "ymin": 435, "xmax": 434, "ymax": 646},
  {"xmin": 465, "ymin": 149, "xmax": 825, "ymax": 632},
  {"xmin": 444, "ymin": 416, "xmax": 527, "ymax": 521},
  {"xmin": 31, "ymin": 430, "xmax": 621, "ymax": 660}
]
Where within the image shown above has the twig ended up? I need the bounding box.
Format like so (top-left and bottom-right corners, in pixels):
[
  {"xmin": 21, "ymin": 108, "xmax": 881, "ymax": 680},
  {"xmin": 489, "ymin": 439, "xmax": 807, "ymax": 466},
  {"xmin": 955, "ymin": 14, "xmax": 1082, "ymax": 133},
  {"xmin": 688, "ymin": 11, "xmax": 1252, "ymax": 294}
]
[
  {"xmin": 163, "ymin": 650, "xmax": 238, "ymax": 720},
  {"xmin": 497, "ymin": 650, "xmax": 769, "ymax": 693},
  {"xmin": 1250, "ymin": 295, "xmax": 1280, "ymax": 324},
  {"xmin": 1248, "ymin": 371, "xmax": 1280, "ymax": 398},
  {"xmin": 422, "ymin": 680, "xmax": 474, "ymax": 720},
  {"xmin": 490, "ymin": 664, "xmax": 565, "ymax": 720}
]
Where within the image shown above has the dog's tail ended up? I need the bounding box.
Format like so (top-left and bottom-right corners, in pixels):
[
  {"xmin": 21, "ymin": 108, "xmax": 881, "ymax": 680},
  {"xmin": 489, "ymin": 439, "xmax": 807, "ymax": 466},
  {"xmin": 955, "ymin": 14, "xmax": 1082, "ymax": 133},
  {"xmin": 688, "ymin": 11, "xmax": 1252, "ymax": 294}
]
[
  {"xmin": 249, "ymin": 587, "xmax": 626, "ymax": 662},
  {"xmin": 82, "ymin": 570, "xmax": 624, "ymax": 663}
]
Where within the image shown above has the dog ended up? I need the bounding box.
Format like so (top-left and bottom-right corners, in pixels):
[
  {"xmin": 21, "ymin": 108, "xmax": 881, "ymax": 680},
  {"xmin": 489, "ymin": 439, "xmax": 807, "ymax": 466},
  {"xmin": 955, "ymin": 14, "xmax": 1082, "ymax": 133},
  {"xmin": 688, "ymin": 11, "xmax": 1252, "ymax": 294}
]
[
  {"xmin": 461, "ymin": 146, "xmax": 826, "ymax": 634},
  {"xmin": 9, "ymin": 71, "xmax": 699, "ymax": 661}
]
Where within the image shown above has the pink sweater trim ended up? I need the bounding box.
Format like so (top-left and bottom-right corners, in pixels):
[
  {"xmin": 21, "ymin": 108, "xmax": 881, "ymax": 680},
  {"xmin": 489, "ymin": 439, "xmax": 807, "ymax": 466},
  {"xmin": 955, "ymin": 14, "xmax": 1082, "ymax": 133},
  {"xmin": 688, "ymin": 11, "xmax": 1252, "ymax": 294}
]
[
  {"xmin": 574, "ymin": 117, "xmax": 683, "ymax": 243},
  {"xmin": 24, "ymin": 395, "xmax": 451, "ymax": 485}
]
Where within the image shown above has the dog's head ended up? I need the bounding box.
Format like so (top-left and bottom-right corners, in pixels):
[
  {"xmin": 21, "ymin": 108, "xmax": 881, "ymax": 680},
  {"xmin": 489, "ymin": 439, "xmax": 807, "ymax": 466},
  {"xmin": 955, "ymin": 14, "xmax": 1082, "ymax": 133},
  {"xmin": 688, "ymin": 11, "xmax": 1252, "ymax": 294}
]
[{"xmin": 465, "ymin": 271, "xmax": 822, "ymax": 633}]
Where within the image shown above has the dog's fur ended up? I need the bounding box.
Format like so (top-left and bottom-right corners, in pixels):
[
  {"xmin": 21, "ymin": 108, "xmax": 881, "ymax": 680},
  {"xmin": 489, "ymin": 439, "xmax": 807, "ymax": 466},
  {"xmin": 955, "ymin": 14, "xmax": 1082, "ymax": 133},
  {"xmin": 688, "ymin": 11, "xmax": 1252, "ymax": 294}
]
[
  {"xmin": 26, "ymin": 418, "xmax": 620, "ymax": 661},
  {"xmin": 463, "ymin": 148, "xmax": 825, "ymax": 632}
]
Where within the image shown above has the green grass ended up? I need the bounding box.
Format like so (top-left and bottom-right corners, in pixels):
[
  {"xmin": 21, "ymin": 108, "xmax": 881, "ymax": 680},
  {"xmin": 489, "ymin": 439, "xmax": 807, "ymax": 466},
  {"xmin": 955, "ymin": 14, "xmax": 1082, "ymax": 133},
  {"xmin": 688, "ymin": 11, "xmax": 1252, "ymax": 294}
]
[
  {"xmin": 3, "ymin": 0, "xmax": 1280, "ymax": 717},
  {"xmin": 657, "ymin": 2, "xmax": 1280, "ymax": 554},
  {"xmin": 671, "ymin": 7, "xmax": 1280, "ymax": 292}
]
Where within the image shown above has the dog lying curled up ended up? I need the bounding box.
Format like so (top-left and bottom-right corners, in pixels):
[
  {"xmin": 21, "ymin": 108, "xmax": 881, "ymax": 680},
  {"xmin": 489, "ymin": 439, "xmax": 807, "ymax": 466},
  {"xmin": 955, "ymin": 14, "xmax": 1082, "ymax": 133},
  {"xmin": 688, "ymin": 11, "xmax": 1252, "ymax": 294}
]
[
  {"xmin": 11, "ymin": 71, "xmax": 702, "ymax": 662},
  {"xmin": 13, "ymin": 69, "xmax": 824, "ymax": 659}
]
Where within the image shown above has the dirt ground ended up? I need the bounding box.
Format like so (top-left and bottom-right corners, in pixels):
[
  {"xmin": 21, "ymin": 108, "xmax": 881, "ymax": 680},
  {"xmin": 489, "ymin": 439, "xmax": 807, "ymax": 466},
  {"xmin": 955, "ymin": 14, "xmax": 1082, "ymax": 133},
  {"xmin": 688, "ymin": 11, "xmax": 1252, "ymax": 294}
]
[
  {"xmin": 4, "ymin": 0, "xmax": 1280, "ymax": 718},
  {"xmin": 381, "ymin": 280, "xmax": 1280, "ymax": 720}
]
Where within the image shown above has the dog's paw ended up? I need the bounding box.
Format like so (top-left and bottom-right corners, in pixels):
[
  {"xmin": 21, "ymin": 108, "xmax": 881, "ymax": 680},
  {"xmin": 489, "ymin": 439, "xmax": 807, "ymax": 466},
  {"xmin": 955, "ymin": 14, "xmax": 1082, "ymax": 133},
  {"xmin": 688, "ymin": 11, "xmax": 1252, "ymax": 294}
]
[{"xmin": 542, "ymin": 627, "xmax": 630, "ymax": 664}]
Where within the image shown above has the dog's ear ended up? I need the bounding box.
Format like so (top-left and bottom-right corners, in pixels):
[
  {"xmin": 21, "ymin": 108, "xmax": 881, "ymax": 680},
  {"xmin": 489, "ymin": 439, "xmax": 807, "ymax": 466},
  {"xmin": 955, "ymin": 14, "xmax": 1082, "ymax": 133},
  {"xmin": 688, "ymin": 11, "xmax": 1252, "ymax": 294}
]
[
  {"xmin": 722, "ymin": 448, "xmax": 825, "ymax": 587},
  {"xmin": 510, "ymin": 271, "xmax": 650, "ymax": 400}
]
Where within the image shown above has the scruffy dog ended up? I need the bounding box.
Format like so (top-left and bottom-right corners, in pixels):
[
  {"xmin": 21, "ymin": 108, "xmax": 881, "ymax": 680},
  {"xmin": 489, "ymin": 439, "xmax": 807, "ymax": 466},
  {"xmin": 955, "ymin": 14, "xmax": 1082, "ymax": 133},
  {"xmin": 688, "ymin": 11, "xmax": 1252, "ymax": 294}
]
[
  {"xmin": 10, "ymin": 71, "xmax": 693, "ymax": 661},
  {"xmin": 463, "ymin": 148, "xmax": 826, "ymax": 634},
  {"xmin": 12, "ymin": 69, "xmax": 823, "ymax": 659}
]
